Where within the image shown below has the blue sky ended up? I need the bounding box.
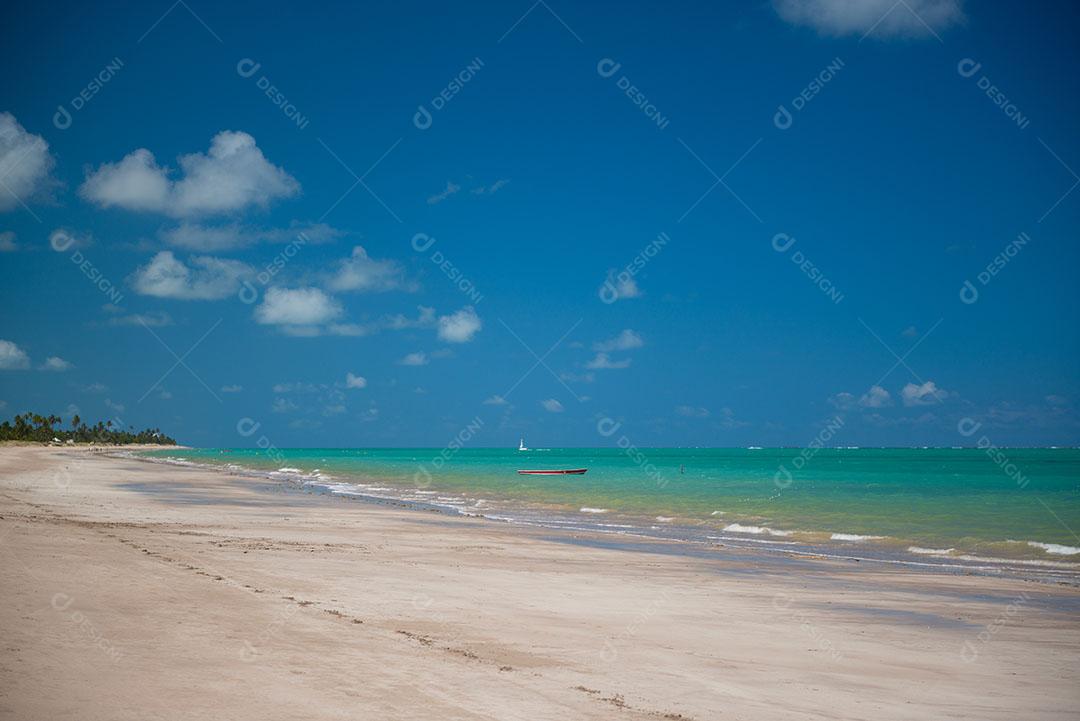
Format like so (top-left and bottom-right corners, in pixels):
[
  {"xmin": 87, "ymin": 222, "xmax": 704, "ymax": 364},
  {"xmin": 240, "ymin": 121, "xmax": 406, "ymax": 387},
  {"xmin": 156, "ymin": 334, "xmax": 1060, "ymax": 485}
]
[{"xmin": 1, "ymin": 0, "xmax": 1078, "ymax": 447}]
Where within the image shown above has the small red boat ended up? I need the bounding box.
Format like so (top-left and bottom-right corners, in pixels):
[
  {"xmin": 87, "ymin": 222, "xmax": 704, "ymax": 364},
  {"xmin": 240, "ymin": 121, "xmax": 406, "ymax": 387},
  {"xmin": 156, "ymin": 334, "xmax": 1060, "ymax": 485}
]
[{"xmin": 517, "ymin": 469, "xmax": 588, "ymax": 475}]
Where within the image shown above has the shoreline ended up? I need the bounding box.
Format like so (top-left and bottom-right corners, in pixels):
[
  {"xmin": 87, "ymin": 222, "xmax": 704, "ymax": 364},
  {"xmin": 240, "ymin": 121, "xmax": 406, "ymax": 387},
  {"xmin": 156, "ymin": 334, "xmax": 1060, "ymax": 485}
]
[
  {"xmin": 2, "ymin": 445, "xmax": 1078, "ymax": 719},
  {"xmin": 127, "ymin": 447, "xmax": 1080, "ymax": 586}
]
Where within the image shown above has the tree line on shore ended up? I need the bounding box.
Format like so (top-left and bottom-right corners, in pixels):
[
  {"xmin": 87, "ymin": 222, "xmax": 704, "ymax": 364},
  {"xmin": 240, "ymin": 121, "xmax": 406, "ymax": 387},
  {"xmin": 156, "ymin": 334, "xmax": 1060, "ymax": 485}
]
[{"xmin": 0, "ymin": 412, "xmax": 177, "ymax": 445}]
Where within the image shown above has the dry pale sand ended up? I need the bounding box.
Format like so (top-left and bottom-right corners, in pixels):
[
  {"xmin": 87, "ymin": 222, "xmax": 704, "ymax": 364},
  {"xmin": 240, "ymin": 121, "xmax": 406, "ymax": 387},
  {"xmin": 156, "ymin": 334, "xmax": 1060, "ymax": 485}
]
[{"xmin": 0, "ymin": 446, "xmax": 1077, "ymax": 720}]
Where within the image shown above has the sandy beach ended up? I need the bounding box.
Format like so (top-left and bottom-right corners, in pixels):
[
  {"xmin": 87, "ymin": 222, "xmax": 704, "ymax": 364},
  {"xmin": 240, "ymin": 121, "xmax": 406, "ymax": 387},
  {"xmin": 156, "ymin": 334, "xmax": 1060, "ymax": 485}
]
[{"xmin": 0, "ymin": 445, "xmax": 1077, "ymax": 720}]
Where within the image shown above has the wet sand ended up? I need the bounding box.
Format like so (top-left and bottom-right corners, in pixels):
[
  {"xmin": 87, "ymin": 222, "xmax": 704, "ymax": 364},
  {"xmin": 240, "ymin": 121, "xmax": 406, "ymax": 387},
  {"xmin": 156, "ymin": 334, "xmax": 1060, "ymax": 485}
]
[{"xmin": 0, "ymin": 445, "xmax": 1077, "ymax": 720}]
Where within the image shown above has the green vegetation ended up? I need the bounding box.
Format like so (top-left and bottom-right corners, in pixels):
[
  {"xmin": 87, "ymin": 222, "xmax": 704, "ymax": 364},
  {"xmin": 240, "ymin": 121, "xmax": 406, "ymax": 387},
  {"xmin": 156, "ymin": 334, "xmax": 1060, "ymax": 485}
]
[{"xmin": 0, "ymin": 412, "xmax": 177, "ymax": 445}]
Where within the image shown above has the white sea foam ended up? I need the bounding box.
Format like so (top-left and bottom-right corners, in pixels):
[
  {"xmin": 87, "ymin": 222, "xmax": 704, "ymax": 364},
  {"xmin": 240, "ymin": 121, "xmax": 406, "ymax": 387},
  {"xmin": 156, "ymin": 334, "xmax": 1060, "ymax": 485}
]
[
  {"xmin": 655, "ymin": 516, "xmax": 675, "ymax": 522},
  {"xmin": 723, "ymin": 523, "xmax": 792, "ymax": 537},
  {"xmin": 831, "ymin": 533, "xmax": 885, "ymax": 542},
  {"xmin": 947, "ymin": 553, "xmax": 1080, "ymax": 569},
  {"xmin": 710, "ymin": 510, "xmax": 724, "ymax": 516},
  {"xmin": 277, "ymin": 467, "xmax": 303, "ymax": 473},
  {"xmin": 579, "ymin": 507, "xmax": 609, "ymax": 514},
  {"xmin": 708, "ymin": 535, "xmax": 798, "ymax": 546},
  {"xmin": 908, "ymin": 546, "xmax": 955, "ymax": 555},
  {"xmin": 1027, "ymin": 541, "xmax": 1080, "ymax": 556}
]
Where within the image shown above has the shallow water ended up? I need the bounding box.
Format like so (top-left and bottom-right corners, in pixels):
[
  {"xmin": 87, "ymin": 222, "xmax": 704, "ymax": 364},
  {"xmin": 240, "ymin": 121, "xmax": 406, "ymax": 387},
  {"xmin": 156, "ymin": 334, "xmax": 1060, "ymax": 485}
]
[{"xmin": 141, "ymin": 447, "xmax": 1080, "ymax": 575}]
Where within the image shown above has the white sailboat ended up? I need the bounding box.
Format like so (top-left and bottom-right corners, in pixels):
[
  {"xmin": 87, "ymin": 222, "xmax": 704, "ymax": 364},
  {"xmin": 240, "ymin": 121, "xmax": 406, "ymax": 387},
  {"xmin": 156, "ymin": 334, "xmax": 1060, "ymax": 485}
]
[{"xmin": 518, "ymin": 437, "xmax": 528, "ymax": 451}]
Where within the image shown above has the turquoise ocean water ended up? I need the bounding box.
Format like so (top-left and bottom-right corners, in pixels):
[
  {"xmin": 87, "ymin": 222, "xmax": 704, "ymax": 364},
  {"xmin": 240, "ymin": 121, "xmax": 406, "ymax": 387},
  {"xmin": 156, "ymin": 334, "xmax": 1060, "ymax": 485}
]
[{"xmin": 142, "ymin": 447, "xmax": 1080, "ymax": 574}]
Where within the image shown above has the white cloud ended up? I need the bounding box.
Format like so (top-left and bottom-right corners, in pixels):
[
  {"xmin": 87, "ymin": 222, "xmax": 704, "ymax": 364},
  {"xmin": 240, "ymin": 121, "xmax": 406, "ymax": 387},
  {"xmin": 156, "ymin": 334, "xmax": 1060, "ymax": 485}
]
[
  {"xmin": 676, "ymin": 405, "xmax": 710, "ymax": 418},
  {"xmin": 830, "ymin": 385, "xmax": 893, "ymax": 410},
  {"xmin": 0, "ymin": 231, "xmax": 16, "ymax": 252},
  {"xmin": 901, "ymin": 381, "xmax": 947, "ymax": 406},
  {"xmin": 278, "ymin": 326, "xmax": 325, "ymax": 337},
  {"xmin": 541, "ymin": 398, "xmax": 564, "ymax": 413},
  {"xmin": 269, "ymin": 305, "xmax": 437, "ymax": 339},
  {"xmin": 255, "ymin": 287, "xmax": 342, "ymax": 326},
  {"xmin": 105, "ymin": 399, "xmax": 125, "ymax": 414},
  {"xmin": 714, "ymin": 407, "xmax": 746, "ymax": 430},
  {"xmin": 272, "ymin": 397, "xmax": 298, "ymax": 413},
  {"xmin": 561, "ymin": 371, "xmax": 595, "ymax": 384},
  {"xmin": 324, "ymin": 323, "xmax": 372, "ymax": 337},
  {"xmin": 221, "ymin": 384, "xmax": 243, "ymax": 393},
  {"xmin": 483, "ymin": 395, "xmax": 508, "ymax": 405},
  {"xmin": 427, "ymin": 180, "xmax": 460, "ymax": 204},
  {"xmin": 598, "ymin": 272, "xmax": 641, "ymax": 302},
  {"xmin": 83, "ymin": 382, "xmax": 107, "ymax": 394},
  {"xmin": 773, "ymin": 0, "xmax": 964, "ymax": 38},
  {"xmin": 80, "ymin": 149, "xmax": 169, "ymax": 212},
  {"xmin": 585, "ymin": 352, "xmax": 632, "ymax": 370},
  {"xmin": 345, "ymin": 372, "xmax": 367, "ymax": 389},
  {"xmin": 593, "ymin": 329, "xmax": 644, "ymax": 352},
  {"xmin": 80, "ymin": 130, "xmax": 299, "ymax": 218},
  {"xmin": 471, "ymin": 179, "xmax": 510, "ymax": 195},
  {"xmin": 272, "ymin": 382, "xmax": 321, "ymax": 394},
  {"xmin": 383, "ymin": 305, "xmax": 436, "ymax": 330},
  {"xmin": 160, "ymin": 221, "xmax": 341, "ymax": 252},
  {"xmin": 400, "ymin": 352, "xmax": 429, "ymax": 366},
  {"xmin": 859, "ymin": 385, "xmax": 892, "ymax": 408},
  {"xmin": 437, "ymin": 306, "xmax": 482, "ymax": 343},
  {"xmin": 828, "ymin": 392, "xmax": 856, "ymax": 410},
  {"xmin": 0, "ymin": 340, "xmax": 30, "ymax": 369},
  {"xmin": 40, "ymin": 356, "xmax": 73, "ymax": 372},
  {"xmin": 160, "ymin": 223, "xmax": 247, "ymax": 252},
  {"xmin": 359, "ymin": 403, "xmax": 379, "ymax": 423},
  {"xmin": 326, "ymin": 246, "xmax": 410, "ymax": 293},
  {"xmin": 0, "ymin": 113, "xmax": 56, "ymax": 212},
  {"xmin": 132, "ymin": 251, "xmax": 251, "ymax": 300}
]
